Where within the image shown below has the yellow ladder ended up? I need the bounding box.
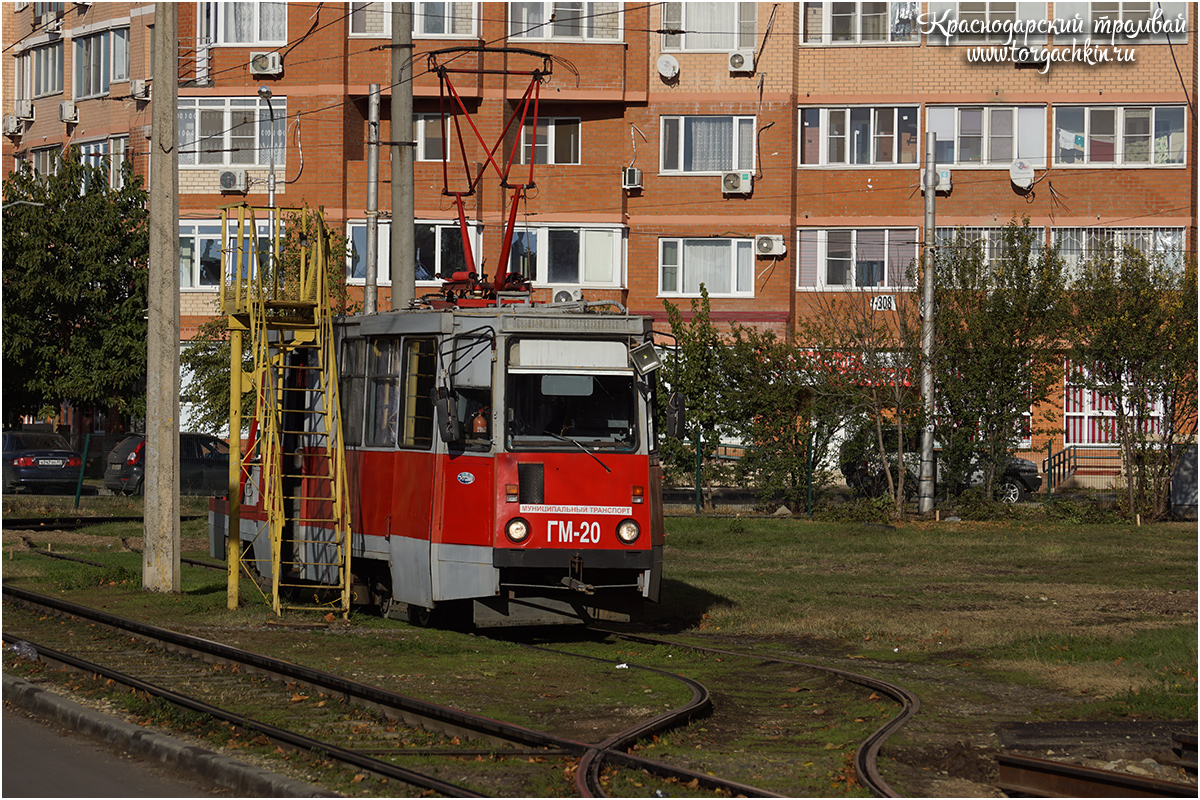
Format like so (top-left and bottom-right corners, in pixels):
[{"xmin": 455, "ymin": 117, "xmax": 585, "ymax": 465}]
[{"xmin": 220, "ymin": 205, "xmax": 351, "ymax": 618}]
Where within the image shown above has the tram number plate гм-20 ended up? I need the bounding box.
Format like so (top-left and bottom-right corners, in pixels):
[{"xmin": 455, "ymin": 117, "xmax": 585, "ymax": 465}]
[{"xmin": 547, "ymin": 520, "xmax": 601, "ymax": 544}]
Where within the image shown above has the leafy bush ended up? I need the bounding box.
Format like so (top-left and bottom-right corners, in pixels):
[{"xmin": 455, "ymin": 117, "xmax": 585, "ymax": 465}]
[
  {"xmin": 1043, "ymin": 496, "xmax": 1121, "ymax": 524},
  {"xmin": 948, "ymin": 487, "xmax": 1017, "ymax": 521},
  {"xmin": 813, "ymin": 495, "xmax": 894, "ymax": 525}
]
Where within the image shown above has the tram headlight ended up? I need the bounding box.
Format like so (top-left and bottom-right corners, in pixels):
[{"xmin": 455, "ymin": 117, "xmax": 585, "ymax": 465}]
[
  {"xmin": 616, "ymin": 519, "xmax": 640, "ymax": 545},
  {"xmin": 505, "ymin": 517, "xmax": 531, "ymax": 544}
]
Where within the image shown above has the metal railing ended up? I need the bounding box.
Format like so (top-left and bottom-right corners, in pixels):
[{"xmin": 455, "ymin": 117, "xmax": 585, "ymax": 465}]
[{"xmin": 1043, "ymin": 444, "xmax": 1123, "ymax": 493}]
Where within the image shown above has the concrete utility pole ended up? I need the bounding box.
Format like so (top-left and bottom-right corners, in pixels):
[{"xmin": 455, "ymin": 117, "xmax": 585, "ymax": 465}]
[
  {"xmin": 391, "ymin": 2, "xmax": 415, "ymax": 310},
  {"xmin": 917, "ymin": 133, "xmax": 937, "ymax": 515},
  {"xmin": 365, "ymin": 84, "xmax": 380, "ymax": 313},
  {"xmin": 144, "ymin": 1, "xmax": 180, "ymax": 592}
]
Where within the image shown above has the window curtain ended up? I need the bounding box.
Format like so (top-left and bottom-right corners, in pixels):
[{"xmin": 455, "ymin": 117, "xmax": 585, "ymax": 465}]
[
  {"xmin": 260, "ymin": 2, "xmax": 286, "ymax": 40},
  {"xmin": 224, "ymin": 3, "xmax": 255, "ymax": 43},
  {"xmin": 684, "ymin": 117, "xmax": 732, "ymax": 171},
  {"xmin": 688, "ymin": 2, "xmax": 735, "ymax": 49},
  {"xmin": 683, "ymin": 239, "xmax": 730, "ymax": 293},
  {"xmin": 583, "ymin": 230, "xmax": 614, "ymax": 283}
]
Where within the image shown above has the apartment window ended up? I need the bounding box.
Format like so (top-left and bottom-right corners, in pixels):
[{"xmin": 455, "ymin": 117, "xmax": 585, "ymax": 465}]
[
  {"xmin": 662, "ymin": 2, "xmax": 755, "ymax": 50},
  {"xmin": 79, "ymin": 137, "xmax": 130, "ymax": 190},
  {"xmin": 78, "ymin": 140, "xmax": 109, "ymax": 192},
  {"xmin": 1053, "ymin": 227, "xmax": 1187, "ymax": 275},
  {"xmin": 207, "ymin": 1, "xmax": 287, "ymax": 44},
  {"xmin": 1056, "ymin": 1, "xmax": 1188, "ymax": 44},
  {"xmin": 22, "ymin": 41, "xmax": 63, "ymax": 98},
  {"xmin": 32, "ymin": 146, "xmax": 60, "ymax": 177},
  {"xmin": 178, "ymin": 97, "xmax": 286, "ymax": 168},
  {"xmin": 178, "ymin": 221, "xmax": 273, "ymax": 289},
  {"xmin": 661, "ymin": 115, "xmax": 755, "ymax": 173},
  {"xmin": 74, "ymin": 29, "xmax": 129, "ymax": 99},
  {"xmin": 415, "ymin": 114, "xmax": 448, "ymax": 161},
  {"xmin": 797, "ymin": 228, "xmax": 917, "ymax": 289},
  {"xmin": 1055, "ymin": 106, "xmax": 1186, "ymax": 166},
  {"xmin": 507, "ymin": 225, "xmax": 623, "ymax": 286},
  {"xmin": 925, "ymin": 1, "xmax": 1048, "ymax": 44},
  {"xmin": 802, "ymin": 1, "xmax": 920, "ymax": 44},
  {"xmin": 510, "ymin": 2, "xmax": 621, "ymax": 41},
  {"xmin": 520, "ymin": 118, "xmax": 580, "ymax": 165},
  {"xmin": 927, "ymin": 106, "xmax": 1046, "ymax": 166},
  {"xmin": 660, "ymin": 238, "xmax": 753, "ymax": 296},
  {"xmin": 799, "ymin": 106, "xmax": 918, "ymax": 165},
  {"xmin": 347, "ymin": 220, "xmax": 478, "ymax": 284},
  {"xmin": 1064, "ymin": 362, "xmax": 1162, "ymax": 445},
  {"xmin": 350, "ymin": 2, "xmax": 476, "ymax": 37},
  {"xmin": 934, "ymin": 226, "xmax": 1045, "ymax": 268}
]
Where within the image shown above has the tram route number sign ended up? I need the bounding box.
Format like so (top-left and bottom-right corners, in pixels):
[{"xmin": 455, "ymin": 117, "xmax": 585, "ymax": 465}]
[{"xmin": 871, "ymin": 295, "xmax": 896, "ymax": 312}]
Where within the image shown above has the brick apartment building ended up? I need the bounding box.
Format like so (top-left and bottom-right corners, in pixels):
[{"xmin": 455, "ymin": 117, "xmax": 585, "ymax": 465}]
[{"xmin": 3, "ymin": 1, "xmax": 1196, "ymax": 459}]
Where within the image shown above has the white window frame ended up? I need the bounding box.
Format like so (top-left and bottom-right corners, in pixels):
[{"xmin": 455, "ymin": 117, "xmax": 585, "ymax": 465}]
[
  {"xmin": 1064, "ymin": 362, "xmax": 1163, "ymax": 445},
  {"xmin": 659, "ymin": 237, "xmax": 754, "ymax": 297},
  {"xmin": 177, "ymin": 97, "xmax": 286, "ymax": 168},
  {"xmin": 925, "ymin": 1, "xmax": 1049, "ymax": 45},
  {"xmin": 346, "ymin": 220, "xmax": 482, "ymax": 286},
  {"xmin": 504, "ymin": 224, "xmax": 624, "ymax": 287},
  {"xmin": 350, "ymin": 2, "xmax": 478, "ymax": 37},
  {"xmin": 660, "ymin": 115, "xmax": 756, "ymax": 174},
  {"xmin": 74, "ymin": 28, "xmax": 130, "ymax": 99},
  {"xmin": 519, "ymin": 117, "xmax": 581, "ymax": 165},
  {"xmin": 801, "ymin": 1, "xmax": 921, "ymax": 45},
  {"xmin": 415, "ymin": 113, "xmax": 451, "ymax": 162},
  {"xmin": 206, "ymin": 1, "xmax": 287, "ymax": 46},
  {"xmin": 32, "ymin": 146, "xmax": 60, "ymax": 177},
  {"xmin": 661, "ymin": 2, "xmax": 756, "ymax": 51},
  {"xmin": 797, "ymin": 228, "xmax": 918, "ymax": 290},
  {"xmin": 1053, "ymin": 105, "xmax": 1186, "ymax": 167},
  {"xmin": 926, "ymin": 105, "xmax": 1046, "ymax": 167},
  {"xmin": 510, "ymin": 2, "xmax": 623, "ymax": 42},
  {"xmin": 1053, "ymin": 226, "xmax": 1187, "ymax": 277},
  {"xmin": 934, "ymin": 226, "xmax": 1046, "ymax": 268},
  {"xmin": 799, "ymin": 106, "xmax": 920, "ymax": 166},
  {"xmin": 22, "ymin": 41, "xmax": 64, "ymax": 98},
  {"xmin": 1056, "ymin": 1, "xmax": 1188, "ymax": 44}
]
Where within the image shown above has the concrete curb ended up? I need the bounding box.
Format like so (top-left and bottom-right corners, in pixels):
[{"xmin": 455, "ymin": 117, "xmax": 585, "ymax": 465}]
[{"xmin": 3, "ymin": 673, "xmax": 337, "ymax": 797}]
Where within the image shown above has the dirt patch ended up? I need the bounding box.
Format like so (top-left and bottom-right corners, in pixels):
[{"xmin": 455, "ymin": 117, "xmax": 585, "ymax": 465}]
[{"xmin": 2, "ymin": 528, "xmax": 210, "ymax": 555}]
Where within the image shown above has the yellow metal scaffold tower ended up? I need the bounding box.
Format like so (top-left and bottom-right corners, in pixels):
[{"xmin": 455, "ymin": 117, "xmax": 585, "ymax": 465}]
[{"xmin": 220, "ymin": 205, "xmax": 351, "ymax": 617}]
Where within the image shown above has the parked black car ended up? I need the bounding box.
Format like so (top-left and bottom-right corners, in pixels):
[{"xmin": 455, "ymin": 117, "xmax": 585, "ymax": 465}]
[
  {"xmin": 104, "ymin": 433, "xmax": 230, "ymax": 496},
  {"xmin": 3, "ymin": 431, "xmax": 84, "ymax": 494}
]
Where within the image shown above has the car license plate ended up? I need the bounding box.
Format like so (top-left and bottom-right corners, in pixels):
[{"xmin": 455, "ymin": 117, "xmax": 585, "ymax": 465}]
[{"xmin": 39, "ymin": 459, "xmax": 64, "ymax": 467}]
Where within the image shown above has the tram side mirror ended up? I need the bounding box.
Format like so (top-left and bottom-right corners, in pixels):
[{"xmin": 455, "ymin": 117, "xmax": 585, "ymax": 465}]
[
  {"xmin": 433, "ymin": 387, "xmax": 462, "ymax": 444},
  {"xmin": 666, "ymin": 392, "xmax": 686, "ymax": 439}
]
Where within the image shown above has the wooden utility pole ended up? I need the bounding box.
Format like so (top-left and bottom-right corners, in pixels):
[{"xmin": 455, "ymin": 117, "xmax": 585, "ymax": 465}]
[{"xmin": 144, "ymin": 1, "xmax": 180, "ymax": 592}]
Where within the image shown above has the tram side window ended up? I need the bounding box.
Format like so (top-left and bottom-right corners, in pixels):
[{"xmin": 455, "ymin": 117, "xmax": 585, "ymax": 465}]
[
  {"xmin": 400, "ymin": 338, "xmax": 436, "ymax": 449},
  {"xmin": 367, "ymin": 338, "xmax": 399, "ymax": 447},
  {"xmin": 340, "ymin": 339, "xmax": 366, "ymax": 447}
]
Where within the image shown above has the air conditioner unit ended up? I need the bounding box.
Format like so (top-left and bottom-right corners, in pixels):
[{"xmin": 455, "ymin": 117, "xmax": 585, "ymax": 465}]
[
  {"xmin": 728, "ymin": 50, "xmax": 754, "ymax": 74},
  {"xmin": 43, "ymin": 16, "xmax": 63, "ymax": 34},
  {"xmin": 551, "ymin": 287, "xmax": 584, "ymax": 304},
  {"xmin": 755, "ymin": 234, "xmax": 786, "ymax": 256},
  {"xmin": 14, "ymin": 99, "xmax": 33, "ymax": 121},
  {"xmin": 621, "ymin": 167, "xmax": 642, "ymax": 190},
  {"xmin": 219, "ymin": 169, "xmax": 248, "ymax": 193},
  {"xmin": 721, "ymin": 171, "xmax": 753, "ymax": 195},
  {"xmin": 249, "ymin": 51, "xmax": 283, "ymax": 76},
  {"xmin": 58, "ymin": 100, "xmax": 77, "ymax": 123},
  {"xmin": 130, "ymin": 79, "xmax": 150, "ymax": 100},
  {"xmin": 921, "ymin": 167, "xmax": 952, "ymax": 194},
  {"xmin": 4, "ymin": 115, "xmax": 21, "ymax": 137}
]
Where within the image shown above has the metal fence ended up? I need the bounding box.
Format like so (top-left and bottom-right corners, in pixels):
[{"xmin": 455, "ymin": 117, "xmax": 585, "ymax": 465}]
[{"xmin": 1044, "ymin": 445, "xmax": 1124, "ymax": 492}]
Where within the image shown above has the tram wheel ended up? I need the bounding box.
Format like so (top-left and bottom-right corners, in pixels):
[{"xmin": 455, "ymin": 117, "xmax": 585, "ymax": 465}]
[{"xmin": 407, "ymin": 603, "xmax": 435, "ymax": 627}]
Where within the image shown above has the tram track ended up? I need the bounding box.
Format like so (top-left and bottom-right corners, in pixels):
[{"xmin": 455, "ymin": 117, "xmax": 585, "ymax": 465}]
[
  {"xmin": 996, "ymin": 752, "xmax": 1198, "ymax": 797},
  {"xmin": 1, "ymin": 585, "xmax": 791, "ymax": 797}
]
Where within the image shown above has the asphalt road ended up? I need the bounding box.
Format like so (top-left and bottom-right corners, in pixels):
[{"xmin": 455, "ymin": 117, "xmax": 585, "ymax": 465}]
[{"xmin": 2, "ymin": 704, "xmax": 229, "ymax": 798}]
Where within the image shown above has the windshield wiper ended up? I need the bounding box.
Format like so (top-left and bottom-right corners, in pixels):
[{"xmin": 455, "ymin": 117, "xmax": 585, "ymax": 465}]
[{"xmin": 544, "ymin": 431, "xmax": 611, "ymax": 473}]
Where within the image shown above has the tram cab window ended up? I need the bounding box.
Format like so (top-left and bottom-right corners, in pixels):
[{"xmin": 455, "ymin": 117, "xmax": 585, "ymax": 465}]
[
  {"xmin": 454, "ymin": 387, "xmax": 492, "ymax": 450},
  {"xmin": 506, "ymin": 372, "xmax": 637, "ymax": 451},
  {"xmin": 400, "ymin": 338, "xmax": 435, "ymax": 449},
  {"xmin": 367, "ymin": 339, "xmax": 400, "ymax": 447},
  {"xmin": 340, "ymin": 339, "xmax": 366, "ymax": 447},
  {"xmin": 365, "ymin": 337, "xmax": 436, "ymax": 449}
]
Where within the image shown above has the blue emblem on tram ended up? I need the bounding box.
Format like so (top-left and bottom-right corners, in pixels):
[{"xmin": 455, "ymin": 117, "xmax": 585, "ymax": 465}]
[{"xmin": 457, "ymin": 472, "xmax": 475, "ymax": 485}]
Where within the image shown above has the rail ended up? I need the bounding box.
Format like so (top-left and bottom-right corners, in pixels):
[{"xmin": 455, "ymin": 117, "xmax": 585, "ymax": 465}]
[{"xmin": 1043, "ymin": 444, "xmax": 1124, "ymax": 493}]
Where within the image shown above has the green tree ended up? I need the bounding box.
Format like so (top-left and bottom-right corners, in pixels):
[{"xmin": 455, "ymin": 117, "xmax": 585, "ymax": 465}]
[
  {"xmin": 1070, "ymin": 247, "xmax": 1197, "ymax": 520},
  {"xmin": 724, "ymin": 325, "xmax": 846, "ymax": 513},
  {"xmin": 2, "ymin": 151, "xmax": 148, "ymax": 431},
  {"xmin": 661, "ymin": 286, "xmax": 729, "ymax": 505},
  {"xmin": 932, "ymin": 220, "xmax": 1070, "ymax": 497},
  {"xmin": 798, "ymin": 287, "xmax": 923, "ymax": 515},
  {"xmin": 181, "ymin": 208, "xmax": 355, "ymax": 435}
]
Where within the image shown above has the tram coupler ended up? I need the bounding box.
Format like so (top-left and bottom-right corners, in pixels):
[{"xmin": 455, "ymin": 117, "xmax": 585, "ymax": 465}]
[{"xmin": 563, "ymin": 556, "xmax": 594, "ymax": 595}]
